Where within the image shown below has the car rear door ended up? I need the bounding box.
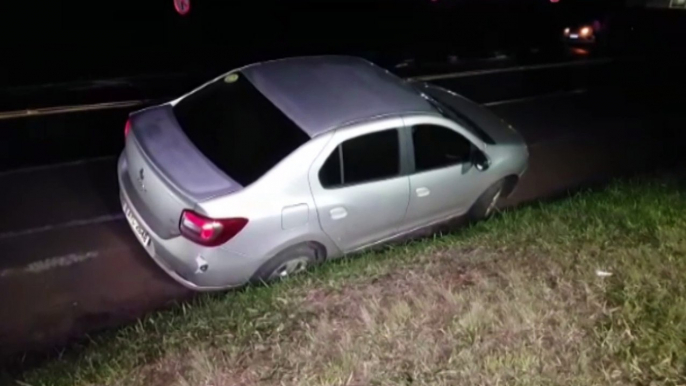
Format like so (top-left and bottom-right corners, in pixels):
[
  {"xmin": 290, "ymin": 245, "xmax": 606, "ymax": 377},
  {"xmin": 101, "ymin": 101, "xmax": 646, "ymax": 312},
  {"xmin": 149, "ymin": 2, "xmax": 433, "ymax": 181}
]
[
  {"xmin": 309, "ymin": 118, "xmax": 410, "ymax": 253},
  {"xmin": 399, "ymin": 115, "xmax": 488, "ymax": 232}
]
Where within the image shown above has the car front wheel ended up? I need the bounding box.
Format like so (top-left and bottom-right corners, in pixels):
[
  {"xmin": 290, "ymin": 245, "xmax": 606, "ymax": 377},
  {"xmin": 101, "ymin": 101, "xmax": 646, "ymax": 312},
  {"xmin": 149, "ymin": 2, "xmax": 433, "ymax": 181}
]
[{"xmin": 468, "ymin": 180, "xmax": 505, "ymax": 222}]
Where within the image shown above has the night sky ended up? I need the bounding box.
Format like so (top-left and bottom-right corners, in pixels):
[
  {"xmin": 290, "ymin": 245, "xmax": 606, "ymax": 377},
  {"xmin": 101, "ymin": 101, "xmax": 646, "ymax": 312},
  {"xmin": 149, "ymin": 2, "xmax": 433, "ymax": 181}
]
[{"xmin": 0, "ymin": 0, "xmax": 653, "ymax": 86}]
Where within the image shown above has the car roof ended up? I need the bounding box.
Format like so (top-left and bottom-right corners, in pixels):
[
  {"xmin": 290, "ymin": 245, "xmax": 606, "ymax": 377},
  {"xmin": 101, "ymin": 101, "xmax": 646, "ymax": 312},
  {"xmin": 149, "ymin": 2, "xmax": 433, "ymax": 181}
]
[{"xmin": 241, "ymin": 56, "xmax": 435, "ymax": 137}]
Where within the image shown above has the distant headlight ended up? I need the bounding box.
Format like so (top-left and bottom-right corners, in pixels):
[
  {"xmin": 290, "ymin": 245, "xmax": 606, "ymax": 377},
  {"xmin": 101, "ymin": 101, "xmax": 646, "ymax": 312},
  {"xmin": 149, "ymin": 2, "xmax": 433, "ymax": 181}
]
[
  {"xmin": 564, "ymin": 28, "xmax": 570, "ymax": 36},
  {"xmin": 580, "ymin": 26, "xmax": 592, "ymax": 37}
]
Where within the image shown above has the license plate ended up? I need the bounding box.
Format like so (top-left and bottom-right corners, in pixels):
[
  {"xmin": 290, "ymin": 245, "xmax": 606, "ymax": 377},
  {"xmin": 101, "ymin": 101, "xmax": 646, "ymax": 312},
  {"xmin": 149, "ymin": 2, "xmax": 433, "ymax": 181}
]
[
  {"xmin": 123, "ymin": 202, "xmax": 151, "ymax": 247},
  {"xmin": 570, "ymin": 34, "xmax": 579, "ymax": 39}
]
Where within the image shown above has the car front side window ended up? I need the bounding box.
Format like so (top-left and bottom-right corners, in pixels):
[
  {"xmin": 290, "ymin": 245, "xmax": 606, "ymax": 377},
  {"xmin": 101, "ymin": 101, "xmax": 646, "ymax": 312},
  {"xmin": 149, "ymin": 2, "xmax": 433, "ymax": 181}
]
[{"xmin": 412, "ymin": 124, "xmax": 473, "ymax": 173}]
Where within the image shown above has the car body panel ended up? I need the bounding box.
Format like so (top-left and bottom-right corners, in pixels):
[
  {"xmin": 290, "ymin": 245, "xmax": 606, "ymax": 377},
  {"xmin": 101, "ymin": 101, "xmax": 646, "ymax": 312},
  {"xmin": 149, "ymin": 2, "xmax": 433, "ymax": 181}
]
[
  {"xmin": 117, "ymin": 55, "xmax": 529, "ymax": 291},
  {"xmin": 129, "ymin": 105, "xmax": 242, "ymax": 201},
  {"xmin": 119, "ymin": 132, "xmax": 342, "ymax": 290},
  {"xmin": 307, "ymin": 117, "xmax": 411, "ymax": 252},
  {"xmin": 398, "ymin": 115, "xmax": 492, "ymax": 231},
  {"xmin": 123, "ymin": 133, "xmax": 192, "ymax": 239},
  {"xmin": 190, "ymin": 131, "xmax": 341, "ymax": 286},
  {"xmin": 119, "ymin": 154, "xmax": 250, "ymax": 290}
]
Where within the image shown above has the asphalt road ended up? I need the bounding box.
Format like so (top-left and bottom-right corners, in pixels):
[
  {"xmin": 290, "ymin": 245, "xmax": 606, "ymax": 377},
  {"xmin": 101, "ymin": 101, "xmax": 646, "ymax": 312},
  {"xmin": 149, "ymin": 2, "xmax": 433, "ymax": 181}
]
[
  {"xmin": 0, "ymin": 58, "xmax": 684, "ymax": 366},
  {"xmin": 0, "ymin": 51, "xmax": 595, "ymax": 172}
]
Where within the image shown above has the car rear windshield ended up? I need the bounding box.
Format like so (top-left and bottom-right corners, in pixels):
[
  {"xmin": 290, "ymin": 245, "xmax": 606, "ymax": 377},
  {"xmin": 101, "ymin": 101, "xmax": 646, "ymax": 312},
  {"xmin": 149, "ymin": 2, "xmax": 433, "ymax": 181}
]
[{"xmin": 173, "ymin": 73, "xmax": 309, "ymax": 186}]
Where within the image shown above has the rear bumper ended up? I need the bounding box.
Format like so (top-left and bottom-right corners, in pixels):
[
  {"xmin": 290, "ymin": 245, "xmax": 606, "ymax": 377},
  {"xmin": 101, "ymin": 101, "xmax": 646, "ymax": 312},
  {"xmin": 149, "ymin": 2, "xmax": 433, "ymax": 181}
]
[
  {"xmin": 120, "ymin": 205, "xmax": 218, "ymax": 292},
  {"xmin": 117, "ymin": 152, "xmax": 257, "ymax": 291}
]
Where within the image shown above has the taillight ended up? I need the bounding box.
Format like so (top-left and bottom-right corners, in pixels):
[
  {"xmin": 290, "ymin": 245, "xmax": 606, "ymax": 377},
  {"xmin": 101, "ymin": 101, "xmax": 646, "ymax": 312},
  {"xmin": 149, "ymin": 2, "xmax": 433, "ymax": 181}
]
[
  {"xmin": 179, "ymin": 210, "xmax": 248, "ymax": 247},
  {"xmin": 124, "ymin": 119, "xmax": 132, "ymax": 138}
]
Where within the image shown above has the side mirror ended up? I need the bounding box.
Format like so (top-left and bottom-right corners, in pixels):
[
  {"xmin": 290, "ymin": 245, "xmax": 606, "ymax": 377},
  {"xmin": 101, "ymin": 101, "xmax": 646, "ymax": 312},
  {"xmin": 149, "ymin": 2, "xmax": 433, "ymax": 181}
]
[{"xmin": 472, "ymin": 150, "xmax": 491, "ymax": 171}]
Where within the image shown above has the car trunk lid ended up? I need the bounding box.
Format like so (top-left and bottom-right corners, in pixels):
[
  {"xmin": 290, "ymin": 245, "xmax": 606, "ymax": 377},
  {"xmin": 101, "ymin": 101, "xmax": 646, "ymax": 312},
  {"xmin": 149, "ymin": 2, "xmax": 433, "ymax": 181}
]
[{"xmin": 124, "ymin": 105, "xmax": 242, "ymax": 238}]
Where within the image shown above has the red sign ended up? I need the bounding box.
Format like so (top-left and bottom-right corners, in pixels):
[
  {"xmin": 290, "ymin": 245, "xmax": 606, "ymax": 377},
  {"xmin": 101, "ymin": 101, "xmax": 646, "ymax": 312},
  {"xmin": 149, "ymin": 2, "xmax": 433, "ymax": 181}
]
[{"xmin": 174, "ymin": 0, "xmax": 191, "ymax": 16}]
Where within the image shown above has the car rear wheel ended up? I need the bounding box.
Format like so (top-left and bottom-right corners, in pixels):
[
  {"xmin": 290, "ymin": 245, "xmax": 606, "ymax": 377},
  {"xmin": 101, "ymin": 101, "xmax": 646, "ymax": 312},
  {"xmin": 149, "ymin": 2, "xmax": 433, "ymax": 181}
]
[
  {"xmin": 468, "ymin": 180, "xmax": 505, "ymax": 222},
  {"xmin": 251, "ymin": 244, "xmax": 322, "ymax": 284}
]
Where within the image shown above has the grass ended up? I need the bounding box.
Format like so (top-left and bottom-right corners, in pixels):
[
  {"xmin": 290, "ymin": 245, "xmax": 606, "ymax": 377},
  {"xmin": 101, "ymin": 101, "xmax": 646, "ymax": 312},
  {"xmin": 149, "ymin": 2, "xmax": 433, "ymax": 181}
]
[{"xmin": 9, "ymin": 177, "xmax": 686, "ymax": 385}]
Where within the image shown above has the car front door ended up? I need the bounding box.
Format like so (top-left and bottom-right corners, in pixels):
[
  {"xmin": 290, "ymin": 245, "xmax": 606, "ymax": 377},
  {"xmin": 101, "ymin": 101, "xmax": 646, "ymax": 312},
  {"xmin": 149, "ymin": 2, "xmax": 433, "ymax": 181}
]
[
  {"xmin": 309, "ymin": 119, "xmax": 410, "ymax": 253},
  {"xmin": 400, "ymin": 116, "xmax": 488, "ymax": 232}
]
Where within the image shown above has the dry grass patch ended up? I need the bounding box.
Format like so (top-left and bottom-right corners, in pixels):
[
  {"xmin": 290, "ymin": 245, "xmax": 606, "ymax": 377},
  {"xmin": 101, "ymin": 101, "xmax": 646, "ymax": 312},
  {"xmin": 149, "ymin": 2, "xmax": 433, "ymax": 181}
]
[
  {"xmin": 177, "ymin": 251, "xmax": 608, "ymax": 386},
  {"xmin": 14, "ymin": 178, "xmax": 686, "ymax": 386}
]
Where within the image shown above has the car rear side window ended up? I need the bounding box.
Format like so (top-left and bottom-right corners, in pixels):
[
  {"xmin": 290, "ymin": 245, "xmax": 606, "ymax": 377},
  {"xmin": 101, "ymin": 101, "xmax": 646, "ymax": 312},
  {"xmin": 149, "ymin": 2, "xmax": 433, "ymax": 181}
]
[
  {"xmin": 412, "ymin": 124, "xmax": 472, "ymax": 172},
  {"xmin": 319, "ymin": 129, "xmax": 400, "ymax": 188},
  {"xmin": 173, "ymin": 73, "xmax": 309, "ymax": 186}
]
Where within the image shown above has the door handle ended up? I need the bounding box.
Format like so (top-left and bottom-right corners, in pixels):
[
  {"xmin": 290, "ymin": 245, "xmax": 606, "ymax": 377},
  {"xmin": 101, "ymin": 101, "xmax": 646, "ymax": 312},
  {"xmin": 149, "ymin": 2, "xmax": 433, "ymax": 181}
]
[
  {"xmin": 416, "ymin": 187, "xmax": 430, "ymax": 197},
  {"xmin": 330, "ymin": 207, "xmax": 348, "ymax": 220}
]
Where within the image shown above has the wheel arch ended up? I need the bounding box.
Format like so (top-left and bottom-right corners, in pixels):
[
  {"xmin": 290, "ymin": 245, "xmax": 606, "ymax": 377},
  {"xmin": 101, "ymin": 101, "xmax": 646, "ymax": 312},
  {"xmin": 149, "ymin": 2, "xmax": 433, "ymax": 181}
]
[
  {"xmin": 262, "ymin": 236, "xmax": 337, "ymax": 265},
  {"xmin": 500, "ymin": 174, "xmax": 520, "ymax": 198},
  {"xmin": 250, "ymin": 239, "xmax": 332, "ymax": 283},
  {"xmin": 306, "ymin": 240, "xmax": 328, "ymax": 262}
]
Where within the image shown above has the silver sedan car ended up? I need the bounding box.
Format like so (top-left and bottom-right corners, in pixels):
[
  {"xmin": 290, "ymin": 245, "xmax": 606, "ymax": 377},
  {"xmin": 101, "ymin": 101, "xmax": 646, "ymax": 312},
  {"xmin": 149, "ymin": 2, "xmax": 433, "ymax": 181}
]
[{"xmin": 118, "ymin": 56, "xmax": 528, "ymax": 291}]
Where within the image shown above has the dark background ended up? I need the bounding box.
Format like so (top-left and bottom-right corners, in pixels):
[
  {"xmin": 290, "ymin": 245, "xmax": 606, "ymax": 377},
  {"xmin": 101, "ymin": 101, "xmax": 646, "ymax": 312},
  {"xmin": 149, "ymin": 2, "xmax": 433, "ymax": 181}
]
[
  {"xmin": 2, "ymin": 0, "xmax": 686, "ymax": 375},
  {"xmin": 3, "ymin": 0, "xmax": 685, "ymax": 171},
  {"xmin": 2, "ymin": 0, "xmax": 665, "ymax": 88},
  {"xmin": 1, "ymin": 0, "xmax": 685, "ymax": 174}
]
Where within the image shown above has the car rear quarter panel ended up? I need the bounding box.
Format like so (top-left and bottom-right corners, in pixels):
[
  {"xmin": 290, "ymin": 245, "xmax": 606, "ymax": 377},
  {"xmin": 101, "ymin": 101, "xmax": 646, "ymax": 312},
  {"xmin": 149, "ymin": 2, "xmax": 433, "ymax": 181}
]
[{"xmin": 198, "ymin": 131, "xmax": 341, "ymax": 268}]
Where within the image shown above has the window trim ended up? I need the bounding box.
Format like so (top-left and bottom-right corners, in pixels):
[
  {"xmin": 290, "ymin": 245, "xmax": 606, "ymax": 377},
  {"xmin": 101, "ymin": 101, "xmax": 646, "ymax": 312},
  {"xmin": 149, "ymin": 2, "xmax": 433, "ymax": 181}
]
[
  {"xmin": 317, "ymin": 127, "xmax": 409, "ymax": 190},
  {"xmin": 402, "ymin": 113, "xmax": 486, "ymax": 151},
  {"xmin": 419, "ymin": 89, "xmax": 496, "ymax": 145}
]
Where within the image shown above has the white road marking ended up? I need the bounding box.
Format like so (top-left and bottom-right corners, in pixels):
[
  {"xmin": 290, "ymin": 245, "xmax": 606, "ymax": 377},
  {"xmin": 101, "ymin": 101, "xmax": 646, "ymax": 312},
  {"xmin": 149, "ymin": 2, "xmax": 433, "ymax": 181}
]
[
  {"xmin": 0, "ymin": 250, "xmax": 99, "ymax": 278},
  {"xmin": 0, "ymin": 100, "xmax": 152, "ymax": 121},
  {"xmin": 407, "ymin": 58, "xmax": 613, "ymax": 82},
  {"xmin": 0, "ymin": 213, "xmax": 125, "ymax": 241},
  {"xmin": 0, "ymin": 155, "xmax": 116, "ymax": 177},
  {"xmin": 484, "ymin": 88, "xmax": 587, "ymax": 107},
  {"xmin": 1, "ymin": 59, "xmax": 610, "ymax": 121}
]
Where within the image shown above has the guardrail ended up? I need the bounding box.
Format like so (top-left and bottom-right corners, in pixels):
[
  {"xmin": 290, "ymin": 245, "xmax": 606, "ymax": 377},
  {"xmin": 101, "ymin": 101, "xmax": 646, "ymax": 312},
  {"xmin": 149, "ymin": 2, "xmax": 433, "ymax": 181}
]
[
  {"xmin": 407, "ymin": 58, "xmax": 613, "ymax": 82},
  {"xmin": 0, "ymin": 58, "xmax": 613, "ymax": 122},
  {"xmin": 0, "ymin": 100, "xmax": 154, "ymax": 121}
]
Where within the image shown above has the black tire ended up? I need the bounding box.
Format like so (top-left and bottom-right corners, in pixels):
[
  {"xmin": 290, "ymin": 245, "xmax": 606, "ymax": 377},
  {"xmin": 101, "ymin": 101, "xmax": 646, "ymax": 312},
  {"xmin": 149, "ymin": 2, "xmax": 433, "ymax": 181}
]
[
  {"xmin": 467, "ymin": 180, "xmax": 505, "ymax": 222},
  {"xmin": 251, "ymin": 244, "xmax": 322, "ymax": 284}
]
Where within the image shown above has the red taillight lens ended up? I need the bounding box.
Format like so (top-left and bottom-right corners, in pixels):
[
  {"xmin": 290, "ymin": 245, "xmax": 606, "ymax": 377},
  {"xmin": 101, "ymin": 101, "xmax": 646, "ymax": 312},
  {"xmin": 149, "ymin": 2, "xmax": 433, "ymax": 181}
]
[
  {"xmin": 179, "ymin": 210, "xmax": 248, "ymax": 247},
  {"xmin": 124, "ymin": 119, "xmax": 132, "ymax": 138}
]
